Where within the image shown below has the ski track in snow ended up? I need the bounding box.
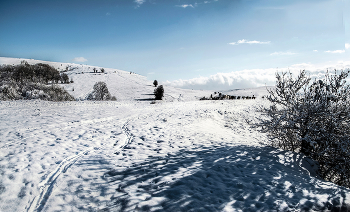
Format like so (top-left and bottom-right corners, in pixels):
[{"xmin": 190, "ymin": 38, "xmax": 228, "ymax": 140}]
[
  {"xmin": 0, "ymin": 100, "xmax": 143, "ymax": 212},
  {"xmin": 27, "ymin": 148, "xmax": 96, "ymax": 212},
  {"xmin": 114, "ymin": 120, "xmax": 134, "ymax": 156},
  {"xmin": 26, "ymin": 114, "xmax": 140, "ymax": 212}
]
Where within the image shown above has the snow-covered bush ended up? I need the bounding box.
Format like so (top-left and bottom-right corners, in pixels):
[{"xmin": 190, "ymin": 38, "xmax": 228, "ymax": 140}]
[
  {"xmin": 0, "ymin": 82, "xmax": 21, "ymax": 100},
  {"xmin": 0, "ymin": 82, "xmax": 75, "ymax": 101},
  {"xmin": 44, "ymin": 85, "xmax": 75, "ymax": 101},
  {"xmin": 20, "ymin": 83, "xmax": 74, "ymax": 101},
  {"xmin": 260, "ymin": 70, "xmax": 350, "ymax": 188},
  {"xmin": 87, "ymin": 81, "xmax": 115, "ymax": 101},
  {"xmin": 154, "ymin": 85, "xmax": 164, "ymax": 100}
]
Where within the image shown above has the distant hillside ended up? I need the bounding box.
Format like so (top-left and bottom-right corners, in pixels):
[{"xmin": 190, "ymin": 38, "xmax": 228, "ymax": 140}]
[{"xmin": 0, "ymin": 57, "xmax": 216, "ymax": 102}]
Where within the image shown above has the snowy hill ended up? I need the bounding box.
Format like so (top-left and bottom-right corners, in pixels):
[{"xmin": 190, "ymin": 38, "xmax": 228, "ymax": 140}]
[
  {"xmin": 0, "ymin": 57, "xmax": 349, "ymax": 211},
  {"xmin": 0, "ymin": 57, "xmax": 217, "ymax": 101}
]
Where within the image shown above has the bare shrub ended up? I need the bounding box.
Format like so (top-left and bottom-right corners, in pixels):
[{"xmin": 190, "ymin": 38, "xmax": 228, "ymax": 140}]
[
  {"xmin": 87, "ymin": 81, "xmax": 112, "ymax": 101},
  {"xmin": 260, "ymin": 70, "xmax": 350, "ymax": 188}
]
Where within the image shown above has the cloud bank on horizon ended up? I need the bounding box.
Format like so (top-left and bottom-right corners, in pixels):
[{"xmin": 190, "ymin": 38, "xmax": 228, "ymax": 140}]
[
  {"xmin": 1, "ymin": 56, "xmax": 350, "ymax": 91},
  {"xmin": 72, "ymin": 57, "xmax": 88, "ymax": 63},
  {"xmin": 164, "ymin": 61, "xmax": 350, "ymax": 91}
]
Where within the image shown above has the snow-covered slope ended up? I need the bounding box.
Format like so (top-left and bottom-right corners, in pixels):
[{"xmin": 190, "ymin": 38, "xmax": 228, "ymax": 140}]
[
  {"xmin": 0, "ymin": 57, "xmax": 214, "ymax": 101},
  {"xmin": 0, "ymin": 57, "xmax": 349, "ymax": 212}
]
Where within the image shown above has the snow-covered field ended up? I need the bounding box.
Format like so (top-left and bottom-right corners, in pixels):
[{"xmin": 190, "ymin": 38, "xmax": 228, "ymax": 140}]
[{"xmin": 0, "ymin": 57, "xmax": 350, "ymax": 211}]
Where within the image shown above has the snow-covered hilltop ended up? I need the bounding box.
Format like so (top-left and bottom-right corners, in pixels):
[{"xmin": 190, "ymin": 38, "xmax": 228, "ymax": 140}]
[
  {"xmin": 0, "ymin": 57, "xmax": 217, "ymax": 102},
  {"xmin": 0, "ymin": 57, "xmax": 349, "ymax": 211}
]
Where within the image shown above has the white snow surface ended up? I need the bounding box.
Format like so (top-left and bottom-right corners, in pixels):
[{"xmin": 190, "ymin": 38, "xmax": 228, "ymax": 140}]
[{"xmin": 0, "ymin": 57, "xmax": 350, "ymax": 212}]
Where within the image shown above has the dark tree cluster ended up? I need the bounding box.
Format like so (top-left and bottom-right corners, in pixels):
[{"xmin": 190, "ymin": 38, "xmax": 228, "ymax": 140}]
[
  {"xmin": 92, "ymin": 68, "xmax": 105, "ymax": 73},
  {"xmin": 200, "ymin": 93, "xmax": 256, "ymax": 100},
  {"xmin": 1, "ymin": 61, "xmax": 61, "ymax": 84},
  {"xmin": 0, "ymin": 61, "xmax": 74, "ymax": 101}
]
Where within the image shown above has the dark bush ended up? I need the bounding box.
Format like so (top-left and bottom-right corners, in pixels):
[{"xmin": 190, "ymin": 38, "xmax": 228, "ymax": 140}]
[
  {"xmin": 0, "ymin": 65, "xmax": 15, "ymax": 81},
  {"xmin": 60, "ymin": 73, "xmax": 69, "ymax": 84},
  {"xmin": 154, "ymin": 85, "xmax": 164, "ymax": 100},
  {"xmin": 35, "ymin": 63, "xmax": 60, "ymax": 84},
  {"xmin": 12, "ymin": 61, "xmax": 34, "ymax": 82}
]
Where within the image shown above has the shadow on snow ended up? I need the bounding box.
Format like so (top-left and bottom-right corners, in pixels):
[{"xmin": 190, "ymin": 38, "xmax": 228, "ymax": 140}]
[
  {"xmin": 134, "ymin": 98, "xmax": 155, "ymax": 101},
  {"xmin": 100, "ymin": 145, "xmax": 350, "ymax": 212}
]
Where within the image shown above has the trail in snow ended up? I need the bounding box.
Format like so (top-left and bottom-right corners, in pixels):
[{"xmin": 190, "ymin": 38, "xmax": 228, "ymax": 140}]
[
  {"xmin": 0, "ymin": 101, "xmax": 147, "ymax": 212},
  {"xmin": 114, "ymin": 120, "xmax": 133, "ymax": 156},
  {"xmin": 26, "ymin": 114, "xmax": 140, "ymax": 211},
  {"xmin": 25, "ymin": 105, "xmax": 157, "ymax": 212},
  {"xmin": 27, "ymin": 148, "xmax": 96, "ymax": 212}
]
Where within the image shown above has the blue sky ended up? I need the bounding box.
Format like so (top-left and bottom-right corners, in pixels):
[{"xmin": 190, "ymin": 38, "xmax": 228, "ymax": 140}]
[{"xmin": 0, "ymin": 0, "xmax": 349, "ymax": 89}]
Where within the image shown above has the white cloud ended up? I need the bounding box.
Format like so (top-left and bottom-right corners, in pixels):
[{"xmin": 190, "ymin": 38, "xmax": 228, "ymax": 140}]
[
  {"xmin": 176, "ymin": 1, "xmax": 218, "ymax": 8},
  {"xmin": 177, "ymin": 4, "xmax": 194, "ymax": 8},
  {"xmin": 72, "ymin": 57, "xmax": 88, "ymax": 62},
  {"xmin": 147, "ymin": 72, "xmax": 155, "ymax": 75},
  {"xmin": 164, "ymin": 61, "xmax": 350, "ymax": 90},
  {"xmin": 270, "ymin": 52, "xmax": 296, "ymax": 56},
  {"xmin": 345, "ymin": 43, "xmax": 350, "ymax": 49},
  {"xmin": 135, "ymin": 0, "xmax": 146, "ymax": 7},
  {"xmin": 325, "ymin": 50, "xmax": 345, "ymax": 54},
  {"xmin": 313, "ymin": 50, "xmax": 318, "ymax": 52},
  {"xmin": 229, "ymin": 39, "xmax": 270, "ymax": 45}
]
